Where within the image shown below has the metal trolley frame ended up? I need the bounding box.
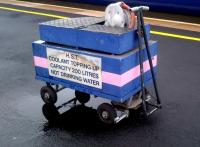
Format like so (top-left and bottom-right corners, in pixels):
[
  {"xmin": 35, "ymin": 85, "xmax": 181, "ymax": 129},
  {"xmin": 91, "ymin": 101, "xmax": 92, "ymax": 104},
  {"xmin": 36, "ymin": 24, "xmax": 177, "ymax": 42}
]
[{"xmin": 40, "ymin": 7, "xmax": 162, "ymax": 125}]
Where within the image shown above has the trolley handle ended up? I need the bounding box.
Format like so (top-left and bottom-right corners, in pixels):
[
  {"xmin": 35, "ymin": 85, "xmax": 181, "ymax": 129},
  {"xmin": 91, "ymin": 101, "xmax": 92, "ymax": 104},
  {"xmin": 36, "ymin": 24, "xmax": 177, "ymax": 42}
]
[{"xmin": 130, "ymin": 6, "xmax": 149, "ymax": 12}]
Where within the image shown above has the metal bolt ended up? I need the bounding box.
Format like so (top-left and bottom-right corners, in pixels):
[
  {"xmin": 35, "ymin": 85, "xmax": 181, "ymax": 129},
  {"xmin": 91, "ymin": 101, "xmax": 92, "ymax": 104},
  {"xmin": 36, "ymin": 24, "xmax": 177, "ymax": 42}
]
[{"xmin": 102, "ymin": 111, "xmax": 109, "ymax": 119}]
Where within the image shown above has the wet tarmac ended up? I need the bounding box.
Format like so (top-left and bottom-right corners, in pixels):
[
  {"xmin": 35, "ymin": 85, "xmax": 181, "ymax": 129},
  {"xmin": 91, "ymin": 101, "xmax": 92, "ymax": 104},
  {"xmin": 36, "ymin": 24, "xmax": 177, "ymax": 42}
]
[{"xmin": 0, "ymin": 5, "xmax": 200, "ymax": 147}]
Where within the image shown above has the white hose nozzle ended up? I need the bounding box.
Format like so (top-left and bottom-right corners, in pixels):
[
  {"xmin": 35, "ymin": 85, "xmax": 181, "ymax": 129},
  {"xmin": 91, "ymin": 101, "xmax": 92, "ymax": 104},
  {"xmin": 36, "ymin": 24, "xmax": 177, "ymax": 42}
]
[{"xmin": 131, "ymin": 6, "xmax": 149, "ymax": 12}]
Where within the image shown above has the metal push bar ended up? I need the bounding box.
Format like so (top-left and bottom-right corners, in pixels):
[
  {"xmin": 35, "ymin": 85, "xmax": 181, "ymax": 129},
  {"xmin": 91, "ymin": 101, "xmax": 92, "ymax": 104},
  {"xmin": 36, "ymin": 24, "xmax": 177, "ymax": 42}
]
[{"xmin": 133, "ymin": 6, "xmax": 162, "ymax": 116}]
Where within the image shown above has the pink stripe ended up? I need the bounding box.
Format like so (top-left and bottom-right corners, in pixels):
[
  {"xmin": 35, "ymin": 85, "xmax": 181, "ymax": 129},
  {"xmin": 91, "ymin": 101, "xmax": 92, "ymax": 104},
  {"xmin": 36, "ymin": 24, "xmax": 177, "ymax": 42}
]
[
  {"xmin": 102, "ymin": 55, "xmax": 157, "ymax": 87},
  {"xmin": 34, "ymin": 55, "xmax": 157, "ymax": 87},
  {"xmin": 34, "ymin": 56, "xmax": 48, "ymax": 68}
]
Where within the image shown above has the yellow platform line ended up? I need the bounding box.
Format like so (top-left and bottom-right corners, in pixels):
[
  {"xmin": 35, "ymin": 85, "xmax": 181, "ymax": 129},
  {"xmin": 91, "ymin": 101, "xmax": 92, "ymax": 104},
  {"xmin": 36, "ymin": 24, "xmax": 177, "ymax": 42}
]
[
  {"xmin": 0, "ymin": 6, "xmax": 67, "ymax": 19},
  {"xmin": 151, "ymin": 31, "xmax": 200, "ymax": 42},
  {"xmin": 0, "ymin": 6, "xmax": 199, "ymax": 42}
]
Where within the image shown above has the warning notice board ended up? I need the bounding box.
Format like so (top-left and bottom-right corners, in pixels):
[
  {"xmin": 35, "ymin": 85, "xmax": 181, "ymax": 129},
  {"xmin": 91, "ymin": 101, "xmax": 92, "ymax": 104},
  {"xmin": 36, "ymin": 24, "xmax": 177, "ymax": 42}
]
[{"xmin": 47, "ymin": 48, "xmax": 102, "ymax": 89}]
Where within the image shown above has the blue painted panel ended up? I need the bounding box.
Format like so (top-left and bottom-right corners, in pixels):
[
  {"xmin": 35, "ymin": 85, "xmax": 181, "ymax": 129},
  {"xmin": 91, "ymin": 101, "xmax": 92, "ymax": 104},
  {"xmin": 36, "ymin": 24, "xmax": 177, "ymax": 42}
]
[
  {"xmin": 39, "ymin": 25, "xmax": 78, "ymax": 47},
  {"xmin": 77, "ymin": 25, "xmax": 150, "ymax": 54},
  {"xmin": 35, "ymin": 66, "xmax": 49, "ymax": 78},
  {"xmin": 33, "ymin": 41, "xmax": 157, "ymax": 74},
  {"xmin": 35, "ymin": 66, "xmax": 156, "ymax": 102},
  {"xmin": 32, "ymin": 41, "xmax": 47, "ymax": 58},
  {"xmin": 39, "ymin": 19, "xmax": 150, "ymax": 54},
  {"xmin": 33, "ymin": 41, "xmax": 158, "ymax": 102},
  {"xmin": 35, "ymin": 71, "xmax": 154, "ymax": 102},
  {"xmin": 120, "ymin": 42, "xmax": 157, "ymax": 74}
]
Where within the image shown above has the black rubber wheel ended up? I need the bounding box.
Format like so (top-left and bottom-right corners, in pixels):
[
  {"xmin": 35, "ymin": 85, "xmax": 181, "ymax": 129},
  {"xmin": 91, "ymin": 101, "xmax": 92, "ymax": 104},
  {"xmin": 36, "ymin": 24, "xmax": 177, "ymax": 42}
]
[
  {"xmin": 40, "ymin": 86, "xmax": 57, "ymax": 104},
  {"xmin": 42, "ymin": 104, "xmax": 59, "ymax": 121},
  {"xmin": 75, "ymin": 91, "xmax": 90, "ymax": 104},
  {"xmin": 97, "ymin": 103, "xmax": 117, "ymax": 125}
]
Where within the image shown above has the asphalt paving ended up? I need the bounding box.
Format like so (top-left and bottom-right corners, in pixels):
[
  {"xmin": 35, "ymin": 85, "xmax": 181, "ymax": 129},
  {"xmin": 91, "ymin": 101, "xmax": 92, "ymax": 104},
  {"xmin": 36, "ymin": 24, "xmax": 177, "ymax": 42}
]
[
  {"xmin": 19, "ymin": 0, "xmax": 200, "ymax": 23},
  {"xmin": 0, "ymin": 5, "xmax": 200, "ymax": 147}
]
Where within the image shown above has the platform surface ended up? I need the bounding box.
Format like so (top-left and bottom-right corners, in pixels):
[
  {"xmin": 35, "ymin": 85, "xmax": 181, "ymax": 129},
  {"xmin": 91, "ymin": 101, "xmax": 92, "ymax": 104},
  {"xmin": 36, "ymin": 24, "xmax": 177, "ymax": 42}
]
[{"xmin": 0, "ymin": 3, "xmax": 200, "ymax": 147}]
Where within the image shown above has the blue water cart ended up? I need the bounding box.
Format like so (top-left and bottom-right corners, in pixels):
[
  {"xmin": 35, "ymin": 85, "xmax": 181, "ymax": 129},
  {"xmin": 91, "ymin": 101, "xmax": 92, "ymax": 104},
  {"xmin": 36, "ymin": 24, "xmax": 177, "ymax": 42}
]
[{"xmin": 33, "ymin": 15, "xmax": 161, "ymax": 124}]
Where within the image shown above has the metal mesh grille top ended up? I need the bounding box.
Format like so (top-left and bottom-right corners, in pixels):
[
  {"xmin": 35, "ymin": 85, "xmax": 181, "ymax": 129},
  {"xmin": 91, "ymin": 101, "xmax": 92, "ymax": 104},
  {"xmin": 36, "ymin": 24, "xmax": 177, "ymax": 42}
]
[
  {"xmin": 40, "ymin": 17, "xmax": 105, "ymax": 28},
  {"xmin": 40, "ymin": 17, "xmax": 132, "ymax": 34},
  {"xmin": 82, "ymin": 25, "xmax": 132, "ymax": 35}
]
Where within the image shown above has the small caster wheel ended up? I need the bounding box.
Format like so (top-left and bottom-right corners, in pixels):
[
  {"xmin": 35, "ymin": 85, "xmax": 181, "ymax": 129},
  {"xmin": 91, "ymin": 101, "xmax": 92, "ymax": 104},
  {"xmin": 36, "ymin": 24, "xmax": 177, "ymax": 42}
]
[
  {"xmin": 97, "ymin": 103, "xmax": 117, "ymax": 125},
  {"xmin": 40, "ymin": 86, "xmax": 57, "ymax": 104},
  {"xmin": 75, "ymin": 91, "xmax": 90, "ymax": 105},
  {"xmin": 42, "ymin": 104, "xmax": 60, "ymax": 121}
]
